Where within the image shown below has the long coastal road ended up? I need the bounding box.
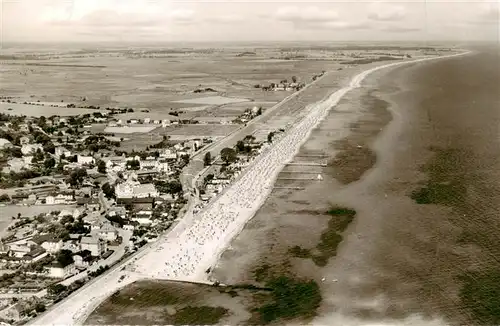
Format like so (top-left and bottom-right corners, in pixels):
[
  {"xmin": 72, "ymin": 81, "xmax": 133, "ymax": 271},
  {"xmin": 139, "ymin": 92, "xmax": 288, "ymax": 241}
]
[
  {"xmin": 28, "ymin": 62, "xmax": 332, "ymax": 326},
  {"xmin": 29, "ymin": 51, "xmax": 469, "ymax": 326},
  {"xmin": 179, "ymin": 70, "xmax": 330, "ymax": 194}
]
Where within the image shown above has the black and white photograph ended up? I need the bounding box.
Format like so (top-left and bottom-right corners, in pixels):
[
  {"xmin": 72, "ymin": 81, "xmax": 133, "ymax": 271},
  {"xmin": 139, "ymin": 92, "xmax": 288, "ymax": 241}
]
[{"xmin": 0, "ymin": 0, "xmax": 499, "ymax": 325}]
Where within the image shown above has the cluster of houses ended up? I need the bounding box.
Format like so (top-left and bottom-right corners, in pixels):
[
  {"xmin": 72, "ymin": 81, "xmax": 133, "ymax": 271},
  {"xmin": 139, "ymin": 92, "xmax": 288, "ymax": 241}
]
[
  {"xmin": 0, "ymin": 215, "xmax": 123, "ymax": 279},
  {"xmin": 107, "ymin": 118, "xmax": 172, "ymax": 128},
  {"xmin": 260, "ymin": 80, "xmax": 305, "ymax": 92}
]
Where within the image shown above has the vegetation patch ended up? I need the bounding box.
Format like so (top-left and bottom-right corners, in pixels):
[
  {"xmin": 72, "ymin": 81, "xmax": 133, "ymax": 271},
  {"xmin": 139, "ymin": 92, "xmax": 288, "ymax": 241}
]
[
  {"xmin": 410, "ymin": 181, "xmax": 466, "ymax": 205},
  {"xmin": 459, "ymin": 270, "xmax": 500, "ymax": 325},
  {"xmin": 173, "ymin": 306, "xmax": 228, "ymax": 325},
  {"xmin": 254, "ymin": 276, "xmax": 322, "ymax": 324},
  {"xmin": 410, "ymin": 147, "xmax": 468, "ymax": 206},
  {"xmin": 88, "ymin": 281, "xmax": 232, "ymax": 325},
  {"xmin": 288, "ymin": 207, "xmax": 356, "ymax": 267}
]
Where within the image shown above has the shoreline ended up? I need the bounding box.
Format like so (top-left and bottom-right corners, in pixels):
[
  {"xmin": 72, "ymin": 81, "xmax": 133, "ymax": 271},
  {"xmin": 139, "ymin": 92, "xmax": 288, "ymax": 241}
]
[
  {"xmin": 32, "ymin": 51, "xmax": 469, "ymax": 326},
  {"xmin": 86, "ymin": 54, "xmax": 465, "ymax": 325}
]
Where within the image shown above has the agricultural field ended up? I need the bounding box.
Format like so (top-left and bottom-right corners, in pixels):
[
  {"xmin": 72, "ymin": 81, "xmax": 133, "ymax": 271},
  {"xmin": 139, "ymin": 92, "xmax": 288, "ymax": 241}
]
[{"xmin": 0, "ymin": 46, "xmax": 347, "ymax": 123}]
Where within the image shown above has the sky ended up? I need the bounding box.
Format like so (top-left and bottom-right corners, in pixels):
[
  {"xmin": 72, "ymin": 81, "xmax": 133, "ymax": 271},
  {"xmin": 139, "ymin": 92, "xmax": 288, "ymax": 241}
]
[{"xmin": 0, "ymin": 0, "xmax": 499, "ymax": 43}]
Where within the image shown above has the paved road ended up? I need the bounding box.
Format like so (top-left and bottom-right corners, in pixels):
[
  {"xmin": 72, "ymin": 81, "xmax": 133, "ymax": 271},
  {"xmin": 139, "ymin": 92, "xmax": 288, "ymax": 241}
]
[{"xmin": 181, "ymin": 74, "xmax": 329, "ymax": 196}]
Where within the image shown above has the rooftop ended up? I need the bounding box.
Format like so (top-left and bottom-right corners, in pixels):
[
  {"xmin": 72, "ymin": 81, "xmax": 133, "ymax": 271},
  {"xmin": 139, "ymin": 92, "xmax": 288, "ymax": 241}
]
[
  {"xmin": 31, "ymin": 234, "xmax": 59, "ymax": 245},
  {"xmin": 80, "ymin": 236, "xmax": 99, "ymax": 245}
]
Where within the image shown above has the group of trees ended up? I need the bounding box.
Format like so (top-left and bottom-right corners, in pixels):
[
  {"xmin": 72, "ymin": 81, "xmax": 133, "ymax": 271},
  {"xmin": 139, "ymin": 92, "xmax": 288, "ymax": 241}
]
[
  {"xmin": 66, "ymin": 168, "xmax": 88, "ymax": 187},
  {"xmin": 55, "ymin": 249, "xmax": 74, "ymax": 267},
  {"xmin": 220, "ymin": 147, "xmax": 237, "ymax": 165},
  {"xmin": 126, "ymin": 159, "xmax": 140, "ymax": 170},
  {"xmin": 102, "ymin": 182, "xmax": 115, "ymax": 199},
  {"xmin": 97, "ymin": 159, "xmax": 107, "ymax": 174},
  {"xmin": 204, "ymin": 152, "xmax": 212, "ymax": 166},
  {"xmin": 48, "ymin": 283, "xmax": 67, "ymax": 296},
  {"xmin": 154, "ymin": 180, "xmax": 183, "ymax": 195}
]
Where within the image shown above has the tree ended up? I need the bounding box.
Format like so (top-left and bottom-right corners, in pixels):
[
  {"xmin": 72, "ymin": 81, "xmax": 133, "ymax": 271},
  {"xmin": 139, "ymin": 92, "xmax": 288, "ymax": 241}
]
[
  {"xmin": 235, "ymin": 140, "xmax": 246, "ymax": 153},
  {"xmin": 220, "ymin": 147, "xmax": 237, "ymax": 165},
  {"xmin": 203, "ymin": 152, "xmax": 212, "ymax": 166},
  {"xmin": 127, "ymin": 160, "xmax": 140, "ymax": 170},
  {"xmin": 204, "ymin": 174, "xmax": 214, "ymax": 185},
  {"xmin": 43, "ymin": 141, "xmax": 55, "ymax": 154},
  {"xmin": 60, "ymin": 215, "xmax": 74, "ymax": 225},
  {"xmin": 244, "ymin": 135, "xmax": 256, "ymax": 143},
  {"xmin": 43, "ymin": 157, "xmax": 56, "ymax": 169},
  {"xmin": 34, "ymin": 303, "xmax": 46, "ymax": 313},
  {"xmin": 180, "ymin": 154, "xmax": 190, "ymax": 166},
  {"xmin": 32, "ymin": 149, "xmax": 45, "ymax": 163},
  {"xmin": 102, "ymin": 182, "xmax": 115, "ymax": 199},
  {"xmin": 166, "ymin": 181, "xmax": 183, "ymax": 195},
  {"xmin": 67, "ymin": 168, "xmax": 87, "ymax": 187},
  {"xmin": 97, "ymin": 160, "xmax": 106, "ymax": 174},
  {"xmin": 292, "ymin": 76, "xmax": 297, "ymax": 83},
  {"xmin": 56, "ymin": 249, "xmax": 74, "ymax": 267},
  {"xmin": 257, "ymin": 107, "xmax": 263, "ymax": 116},
  {"xmin": 48, "ymin": 284, "xmax": 67, "ymax": 296},
  {"xmin": 267, "ymin": 132, "xmax": 275, "ymax": 143},
  {"xmin": 0, "ymin": 194, "xmax": 10, "ymax": 202}
]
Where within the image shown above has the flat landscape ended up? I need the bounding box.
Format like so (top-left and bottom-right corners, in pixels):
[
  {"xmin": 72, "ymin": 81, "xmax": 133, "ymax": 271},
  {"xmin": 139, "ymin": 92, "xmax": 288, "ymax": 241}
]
[
  {"xmin": 85, "ymin": 48, "xmax": 477, "ymax": 326},
  {"xmin": 3, "ymin": 42, "xmax": 486, "ymax": 326},
  {"xmin": 2, "ymin": 0, "xmax": 498, "ymax": 324}
]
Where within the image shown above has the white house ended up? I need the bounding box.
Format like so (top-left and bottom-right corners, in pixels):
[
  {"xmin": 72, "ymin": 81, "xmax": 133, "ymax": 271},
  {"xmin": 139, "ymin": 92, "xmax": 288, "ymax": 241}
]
[
  {"xmin": 55, "ymin": 147, "xmax": 71, "ymax": 158},
  {"xmin": 123, "ymin": 224, "xmax": 135, "ymax": 231},
  {"xmin": 132, "ymin": 216, "xmax": 153, "ymax": 225},
  {"xmin": 139, "ymin": 159, "xmax": 156, "ymax": 170},
  {"xmin": 108, "ymin": 207, "xmax": 126, "ymax": 218},
  {"xmin": 0, "ymin": 138, "xmax": 12, "ymax": 149},
  {"xmin": 46, "ymin": 194, "xmax": 73, "ymax": 205},
  {"xmin": 160, "ymin": 149, "xmax": 177, "ymax": 160},
  {"xmin": 7, "ymin": 240, "xmax": 33, "ymax": 258},
  {"xmin": 31, "ymin": 235, "xmax": 63, "ymax": 254},
  {"xmin": 73, "ymin": 254, "xmax": 91, "ymax": 268},
  {"xmin": 62, "ymin": 240, "xmax": 81, "ymax": 253},
  {"xmin": 77, "ymin": 155, "xmax": 95, "ymax": 165},
  {"xmin": 21, "ymin": 144, "xmax": 43, "ymax": 155},
  {"xmin": 22, "ymin": 247, "xmax": 48, "ymax": 263},
  {"xmin": 157, "ymin": 161, "xmax": 171, "ymax": 174},
  {"xmin": 45, "ymin": 262, "xmax": 77, "ymax": 278},
  {"xmin": 144, "ymin": 118, "xmax": 151, "ymax": 124},
  {"xmin": 98, "ymin": 223, "xmax": 118, "ymax": 241},
  {"xmin": 80, "ymin": 236, "xmax": 107, "ymax": 257},
  {"xmin": 115, "ymin": 179, "xmax": 159, "ymax": 199},
  {"xmin": 45, "ymin": 196, "xmax": 56, "ymax": 205},
  {"xmin": 19, "ymin": 136, "xmax": 30, "ymax": 145}
]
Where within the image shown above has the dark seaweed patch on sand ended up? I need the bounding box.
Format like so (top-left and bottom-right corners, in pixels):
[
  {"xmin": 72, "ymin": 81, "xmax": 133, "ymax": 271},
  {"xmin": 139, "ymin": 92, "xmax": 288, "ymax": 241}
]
[
  {"xmin": 86, "ymin": 281, "xmax": 230, "ymax": 325},
  {"xmin": 459, "ymin": 270, "xmax": 500, "ymax": 325},
  {"xmin": 329, "ymin": 94, "xmax": 391, "ymax": 184},
  {"xmin": 288, "ymin": 207, "xmax": 356, "ymax": 267},
  {"xmin": 407, "ymin": 145, "xmax": 500, "ymax": 324},
  {"xmin": 251, "ymin": 276, "xmax": 322, "ymax": 324},
  {"xmin": 410, "ymin": 147, "xmax": 468, "ymax": 205}
]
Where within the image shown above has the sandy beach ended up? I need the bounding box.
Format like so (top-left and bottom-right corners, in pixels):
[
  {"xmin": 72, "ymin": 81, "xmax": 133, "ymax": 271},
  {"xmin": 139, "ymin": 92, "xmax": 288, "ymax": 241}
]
[{"xmin": 31, "ymin": 52, "xmax": 471, "ymax": 326}]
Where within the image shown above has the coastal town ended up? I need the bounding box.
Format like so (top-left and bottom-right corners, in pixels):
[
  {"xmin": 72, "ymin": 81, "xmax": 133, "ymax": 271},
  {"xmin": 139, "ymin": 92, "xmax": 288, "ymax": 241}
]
[
  {"xmin": 0, "ymin": 42, "xmax": 460, "ymax": 325},
  {"xmin": 0, "ymin": 100, "xmax": 280, "ymax": 324}
]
